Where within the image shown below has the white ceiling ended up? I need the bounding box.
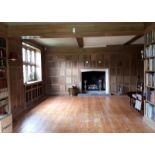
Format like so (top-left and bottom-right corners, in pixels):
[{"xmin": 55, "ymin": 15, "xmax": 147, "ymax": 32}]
[
  {"xmin": 34, "ymin": 38, "xmax": 78, "ymax": 47},
  {"xmin": 83, "ymin": 35, "xmax": 135, "ymax": 48},
  {"xmin": 131, "ymin": 36, "xmax": 144, "ymax": 44},
  {"xmin": 32, "ymin": 35, "xmax": 144, "ymax": 48}
]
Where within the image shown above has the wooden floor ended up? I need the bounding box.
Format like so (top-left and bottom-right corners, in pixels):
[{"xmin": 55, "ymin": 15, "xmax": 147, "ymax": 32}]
[{"xmin": 13, "ymin": 96, "xmax": 154, "ymax": 133}]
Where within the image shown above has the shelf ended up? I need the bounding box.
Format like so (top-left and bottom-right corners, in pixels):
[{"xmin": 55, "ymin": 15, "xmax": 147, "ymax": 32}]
[
  {"xmin": 0, "ymin": 101, "xmax": 7, "ymax": 108},
  {"xmin": 0, "ymin": 47, "xmax": 6, "ymax": 50},
  {"xmin": 146, "ymin": 86, "xmax": 155, "ymax": 89},
  {"xmin": 0, "ymin": 57, "xmax": 6, "ymax": 60},
  {"xmin": 145, "ymin": 100, "xmax": 155, "ymax": 106},
  {"xmin": 143, "ymin": 116, "xmax": 155, "ymax": 130},
  {"xmin": 0, "ymin": 114, "xmax": 10, "ymax": 120},
  {"xmin": 145, "ymin": 41, "xmax": 155, "ymax": 46},
  {"xmin": 0, "ymin": 96, "xmax": 8, "ymax": 101},
  {"xmin": 144, "ymin": 56, "xmax": 155, "ymax": 59},
  {"xmin": 145, "ymin": 70, "xmax": 155, "ymax": 73},
  {"xmin": 0, "ymin": 67, "xmax": 6, "ymax": 71},
  {"xmin": 25, "ymin": 80, "xmax": 43, "ymax": 86}
]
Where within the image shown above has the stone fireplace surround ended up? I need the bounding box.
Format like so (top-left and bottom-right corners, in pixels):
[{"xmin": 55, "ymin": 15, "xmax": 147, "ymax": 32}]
[{"xmin": 80, "ymin": 69, "xmax": 110, "ymax": 94}]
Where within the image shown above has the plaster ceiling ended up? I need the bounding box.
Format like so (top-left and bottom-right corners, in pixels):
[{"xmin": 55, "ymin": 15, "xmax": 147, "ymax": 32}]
[
  {"xmin": 34, "ymin": 38, "xmax": 78, "ymax": 47},
  {"xmin": 131, "ymin": 36, "xmax": 144, "ymax": 44},
  {"xmin": 32, "ymin": 35, "xmax": 144, "ymax": 48},
  {"xmin": 4, "ymin": 22, "xmax": 144, "ymax": 47},
  {"xmin": 83, "ymin": 35, "xmax": 135, "ymax": 48}
]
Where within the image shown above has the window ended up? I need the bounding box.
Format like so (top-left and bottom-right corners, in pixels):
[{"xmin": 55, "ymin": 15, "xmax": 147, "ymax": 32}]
[{"xmin": 22, "ymin": 43, "xmax": 42, "ymax": 83}]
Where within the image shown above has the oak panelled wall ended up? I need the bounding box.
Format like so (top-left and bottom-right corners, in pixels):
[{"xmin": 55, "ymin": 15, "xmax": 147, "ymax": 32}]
[
  {"xmin": 0, "ymin": 23, "xmax": 7, "ymax": 36},
  {"xmin": 8, "ymin": 38, "xmax": 45, "ymax": 117},
  {"xmin": 8, "ymin": 38, "xmax": 25, "ymax": 116},
  {"xmin": 45, "ymin": 45, "xmax": 143, "ymax": 96}
]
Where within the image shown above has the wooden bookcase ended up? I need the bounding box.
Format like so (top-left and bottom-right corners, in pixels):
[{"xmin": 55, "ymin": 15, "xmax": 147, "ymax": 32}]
[
  {"xmin": 143, "ymin": 28, "xmax": 155, "ymax": 130},
  {"xmin": 129, "ymin": 81, "xmax": 144, "ymax": 113},
  {"xmin": 0, "ymin": 37, "xmax": 12, "ymax": 133}
]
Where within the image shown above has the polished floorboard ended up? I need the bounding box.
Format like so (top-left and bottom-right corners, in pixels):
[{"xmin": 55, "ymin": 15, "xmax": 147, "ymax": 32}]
[{"xmin": 13, "ymin": 96, "xmax": 154, "ymax": 133}]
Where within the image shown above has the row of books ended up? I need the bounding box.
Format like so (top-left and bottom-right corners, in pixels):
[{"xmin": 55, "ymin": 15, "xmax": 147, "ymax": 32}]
[
  {"xmin": 0, "ymin": 38, "xmax": 6, "ymax": 48},
  {"xmin": 145, "ymin": 31, "xmax": 155, "ymax": 45},
  {"xmin": 146, "ymin": 59, "xmax": 155, "ymax": 71},
  {"xmin": 146, "ymin": 103, "xmax": 155, "ymax": 121},
  {"xmin": 145, "ymin": 90, "xmax": 155, "ymax": 104},
  {"xmin": 0, "ymin": 79, "xmax": 7, "ymax": 89},
  {"xmin": 0, "ymin": 98, "xmax": 8, "ymax": 107},
  {"xmin": 146, "ymin": 73, "xmax": 155, "ymax": 87},
  {"xmin": 145, "ymin": 44, "xmax": 155, "ymax": 58},
  {"xmin": 0, "ymin": 49, "xmax": 6, "ymax": 58},
  {"xmin": 0, "ymin": 88, "xmax": 8, "ymax": 100}
]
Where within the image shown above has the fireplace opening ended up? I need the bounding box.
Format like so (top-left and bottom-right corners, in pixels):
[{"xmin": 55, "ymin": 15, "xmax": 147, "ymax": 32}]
[{"xmin": 82, "ymin": 71, "xmax": 105, "ymax": 92}]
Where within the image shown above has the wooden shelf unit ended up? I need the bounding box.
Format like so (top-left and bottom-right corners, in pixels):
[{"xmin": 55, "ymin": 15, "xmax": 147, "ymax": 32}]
[
  {"xmin": 129, "ymin": 81, "xmax": 144, "ymax": 113},
  {"xmin": 25, "ymin": 81, "xmax": 43, "ymax": 107},
  {"xmin": 0, "ymin": 37, "xmax": 12, "ymax": 133},
  {"xmin": 143, "ymin": 28, "xmax": 155, "ymax": 130}
]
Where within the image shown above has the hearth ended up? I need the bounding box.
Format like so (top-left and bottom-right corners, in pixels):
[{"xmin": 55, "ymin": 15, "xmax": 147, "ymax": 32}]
[
  {"xmin": 82, "ymin": 71, "xmax": 105, "ymax": 92},
  {"xmin": 81, "ymin": 69, "xmax": 110, "ymax": 94}
]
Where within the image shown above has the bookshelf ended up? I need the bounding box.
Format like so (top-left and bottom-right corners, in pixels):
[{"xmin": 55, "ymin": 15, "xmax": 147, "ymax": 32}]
[
  {"xmin": 0, "ymin": 37, "xmax": 12, "ymax": 133},
  {"xmin": 129, "ymin": 81, "xmax": 144, "ymax": 113},
  {"xmin": 144, "ymin": 29, "xmax": 155, "ymax": 129}
]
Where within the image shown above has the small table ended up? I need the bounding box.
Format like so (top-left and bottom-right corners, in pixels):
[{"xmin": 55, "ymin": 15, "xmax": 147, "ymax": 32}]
[{"xmin": 68, "ymin": 87, "xmax": 78, "ymax": 96}]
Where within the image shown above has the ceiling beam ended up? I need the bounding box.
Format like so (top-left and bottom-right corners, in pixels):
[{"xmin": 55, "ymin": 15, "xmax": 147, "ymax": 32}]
[
  {"xmin": 22, "ymin": 39, "xmax": 45, "ymax": 49},
  {"xmin": 6, "ymin": 22, "xmax": 144, "ymax": 38},
  {"xmin": 123, "ymin": 34, "xmax": 143, "ymax": 45},
  {"xmin": 76, "ymin": 37, "xmax": 83, "ymax": 48}
]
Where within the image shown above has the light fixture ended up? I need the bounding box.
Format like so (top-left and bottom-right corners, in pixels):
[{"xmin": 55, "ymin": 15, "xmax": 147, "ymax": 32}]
[
  {"xmin": 8, "ymin": 52, "xmax": 18, "ymax": 61},
  {"xmin": 85, "ymin": 61, "xmax": 89, "ymax": 64},
  {"xmin": 141, "ymin": 50, "xmax": 144, "ymax": 59},
  {"xmin": 72, "ymin": 27, "xmax": 76, "ymax": 34},
  {"xmin": 98, "ymin": 60, "xmax": 102, "ymax": 64}
]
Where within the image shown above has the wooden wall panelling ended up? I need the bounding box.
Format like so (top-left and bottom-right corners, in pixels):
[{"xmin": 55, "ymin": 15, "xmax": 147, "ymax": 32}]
[
  {"xmin": 8, "ymin": 38, "xmax": 25, "ymax": 116},
  {"xmin": 84, "ymin": 55, "xmax": 91, "ymax": 69},
  {"xmin": 65, "ymin": 55, "xmax": 72, "ymax": 93},
  {"xmin": 72, "ymin": 55, "xmax": 79, "ymax": 87},
  {"xmin": 96, "ymin": 54, "xmax": 104, "ymax": 68},
  {"xmin": 0, "ymin": 23, "xmax": 7, "ymax": 36},
  {"xmin": 123, "ymin": 60, "xmax": 130, "ymax": 92},
  {"xmin": 91, "ymin": 54, "xmax": 97, "ymax": 68},
  {"xmin": 136, "ymin": 60, "xmax": 144, "ymax": 82},
  {"xmin": 110, "ymin": 67, "xmax": 117, "ymax": 93},
  {"xmin": 45, "ymin": 46, "xmax": 143, "ymax": 95},
  {"xmin": 130, "ymin": 59, "xmax": 138, "ymax": 91}
]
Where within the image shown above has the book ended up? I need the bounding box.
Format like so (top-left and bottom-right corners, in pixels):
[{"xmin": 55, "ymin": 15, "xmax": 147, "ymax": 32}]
[
  {"xmin": 146, "ymin": 103, "xmax": 153, "ymax": 119},
  {"xmin": 135, "ymin": 100, "xmax": 142, "ymax": 110}
]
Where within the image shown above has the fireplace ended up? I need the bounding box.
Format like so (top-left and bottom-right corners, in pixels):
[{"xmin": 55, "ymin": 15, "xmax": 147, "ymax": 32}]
[{"xmin": 81, "ymin": 69, "xmax": 110, "ymax": 94}]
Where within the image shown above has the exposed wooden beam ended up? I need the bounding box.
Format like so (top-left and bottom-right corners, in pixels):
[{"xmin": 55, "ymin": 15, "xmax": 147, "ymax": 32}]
[
  {"xmin": 22, "ymin": 39, "xmax": 45, "ymax": 49},
  {"xmin": 123, "ymin": 34, "xmax": 143, "ymax": 45},
  {"xmin": 6, "ymin": 22, "xmax": 144, "ymax": 38},
  {"xmin": 76, "ymin": 37, "xmax": 83, "ymax": 48}
]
